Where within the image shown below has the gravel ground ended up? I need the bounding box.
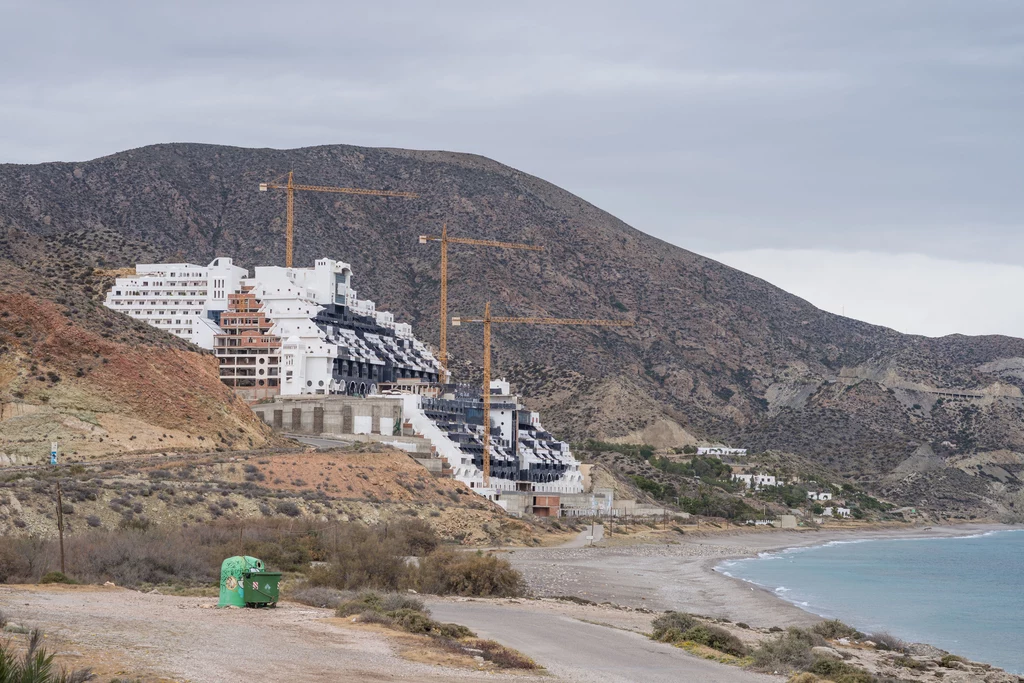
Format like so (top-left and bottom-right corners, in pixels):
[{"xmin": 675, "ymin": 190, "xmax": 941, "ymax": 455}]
[{"xmin": 0, "ymin": 585, "xmax": 548, "ymax": 682}]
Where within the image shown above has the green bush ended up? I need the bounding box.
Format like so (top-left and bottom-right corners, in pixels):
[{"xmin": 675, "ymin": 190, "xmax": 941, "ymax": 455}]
[
  {"xmin": 335, "ymin": 591, "xmax": 387, "ymax": 617},
  {"xmin": 387, "ymin": 608, "xmax": 436, "ymax": 634},
  {"xmin": 940, "ymin": 654, "xmax": 966, "ymax": 668},
  {"xmin": 651, "ymin": 612, "xmax": 699, "ymax": 641},
  {"xmin": 434, "ymin": 622, "xmax": 475, "ymax": 639},
  {"xmin": 808, "ymin": 656, "xmax": 876, "ymax": 683},
  {"xmin": 681, "ymin": 625, "xmax": 747, "ymax": 656},
  {"xmin": 39, "ymin": 571, "xmax": 77, "ymax": 585}
]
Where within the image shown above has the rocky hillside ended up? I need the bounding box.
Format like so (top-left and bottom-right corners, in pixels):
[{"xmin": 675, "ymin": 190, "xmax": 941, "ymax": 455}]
[
  {"xmin": 2, "ymin": 142, "xmax": 1023, "ymax": 515},
  {"xmin": 0, "ymin": 232, "xmax": 274, "ymax": 464},
  {"xmin": 0, "ymin": 447, "xmax": 559, "ymax": 546}
]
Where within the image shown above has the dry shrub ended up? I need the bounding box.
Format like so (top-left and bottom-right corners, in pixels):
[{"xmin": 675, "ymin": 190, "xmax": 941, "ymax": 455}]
[
  {"xmin": 338, "ymin": 594, "xmax": 474, "ymax": 640},
  {"xmin": 812, "ymin": 619, "xmax": 862, "ymax": 641},
  {"xmin": 471, "ymin": 639, "xmax": 540, "ymax": 669},
  {"xmin": 309, "ymin": 526, "xmax": 410, "ymax": 591},
  {"xmin": 289, "ymin": 586, "xmax": 347, "ymax": 609},
  {"xmin": 381, "ymin": 593, "xmax": 425, "ymax": 612},
  {"xmin": 387, "ymin": 608, "xmax": 436, "ymax": 634},
  {"xmin": 869, "ymin": 631, "xmax": 908, "ymax": 653},
  {"xmin": 388, "ymin": 518, "xmax": 439, "ymax": 556},
  {"xmin": 789, "ymin": 674, "xmax": 823, "ymax": 683},
  {"xmin": 0, "ymin": 543, "xmax": 28, "ymax": 583},
  {"xmin": 358, "ymin": 610, "xmax": 395, "ymax": 627},
  {"xmin": 0, "ymin": 518, "xmax": 337, "ymax": 586},
  {"xmin": 750, "ymin": 627, "xmax": 822, "ymax": 672},
  {"xmin": 415, "ymin": 550, "xmax": 525, "ymax": 597},
  {"xmin": 651, "ymin": 611, "xmax": 699, "ymax": 642}
]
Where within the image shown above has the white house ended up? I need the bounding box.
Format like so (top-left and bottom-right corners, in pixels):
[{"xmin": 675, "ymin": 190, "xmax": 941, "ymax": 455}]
[
  {"xmin": 807, "ymin": 491, "xmax": 833, "ymax": 501},
  {"xmin": 732, "ymin": 473, "xmax": 777, "ymax": 490}
]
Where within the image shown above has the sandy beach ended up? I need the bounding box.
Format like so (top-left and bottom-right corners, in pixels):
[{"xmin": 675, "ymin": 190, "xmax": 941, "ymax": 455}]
[{"xmin": 505, "ymin": 523, "xmax": 1015, "ymax": 628}]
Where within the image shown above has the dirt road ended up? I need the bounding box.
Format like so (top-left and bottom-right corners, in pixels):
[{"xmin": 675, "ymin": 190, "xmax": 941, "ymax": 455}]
[{"xmin": 559, "ymin": 523, "xmax": 605, "ymax": 548}]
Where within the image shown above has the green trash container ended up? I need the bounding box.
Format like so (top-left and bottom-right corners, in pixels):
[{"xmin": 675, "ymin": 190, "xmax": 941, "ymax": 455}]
[
  {"xmin": 242, "ymin": 571, "xmax": 282, "ymax": 608},
  {"xmin": 217, "ymin": 556, "xmax": 281, "ymax": 608}
]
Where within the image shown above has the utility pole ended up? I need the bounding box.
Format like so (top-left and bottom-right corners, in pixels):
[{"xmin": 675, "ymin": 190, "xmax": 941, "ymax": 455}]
[{"xmin": 55, "ymin": 482, "xmax": 66, "ymax": 575}]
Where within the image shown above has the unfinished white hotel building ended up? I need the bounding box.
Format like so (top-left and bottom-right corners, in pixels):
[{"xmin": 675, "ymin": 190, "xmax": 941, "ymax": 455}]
[{"xmin": 104, "ymin": 256, "xmax": 583, "ymax": 499}]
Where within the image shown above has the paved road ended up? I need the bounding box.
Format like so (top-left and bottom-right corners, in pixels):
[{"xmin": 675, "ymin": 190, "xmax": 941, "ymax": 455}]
[
  {"xmin": 560, "ymin": 523, "xmax": 605, "ymax": 548},
  {"xmin": 427, "ymin": 601, "xmax": 777, "ymax": 683}
]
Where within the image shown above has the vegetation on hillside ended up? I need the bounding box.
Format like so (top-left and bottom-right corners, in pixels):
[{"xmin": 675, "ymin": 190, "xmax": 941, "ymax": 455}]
[
  {"xmin": 3, "ymin": 142, "xmax": 1023, "ymax": 515},
  {"xmin": 0, "ymin": 514, "xmax": 526, "ymax": 600}
]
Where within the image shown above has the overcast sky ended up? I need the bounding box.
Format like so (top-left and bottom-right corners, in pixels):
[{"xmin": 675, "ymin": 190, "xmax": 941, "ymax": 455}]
[{"xmin": 2, "ymin": 1, "xmax": 1023, "ymax": 337}]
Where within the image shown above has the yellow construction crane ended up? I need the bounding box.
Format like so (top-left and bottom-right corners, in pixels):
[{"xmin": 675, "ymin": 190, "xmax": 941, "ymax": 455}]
[
  {"xmin": 260, "ymin": 171, "xmax": 419, "ymax": 268},
  {"xmin": 419, "ymin": 223, "xmax": 542, "ymax": 376},
  {"xmin": 452, "ymin": 303, "xmax": 632, "ymax": 487}
]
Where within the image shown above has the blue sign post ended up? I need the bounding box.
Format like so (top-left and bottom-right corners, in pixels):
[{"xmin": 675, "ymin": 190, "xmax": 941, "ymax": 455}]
[{"xmin": 49, "ymin": 442, "xmax": 58, "ymax": 466}]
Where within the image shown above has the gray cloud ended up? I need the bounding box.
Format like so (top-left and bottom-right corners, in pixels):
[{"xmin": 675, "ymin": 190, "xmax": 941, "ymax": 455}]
[{"xmin": 1, "ymin": 1, "xmax": 1022, "ymax": 268}]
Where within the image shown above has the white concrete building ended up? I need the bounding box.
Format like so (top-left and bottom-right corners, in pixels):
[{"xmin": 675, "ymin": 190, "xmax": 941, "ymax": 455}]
[
  {"xmin": 105, "ymin": 256, "xmax": 440, "ymax": 399},
  {"xmin": 103, "ymin": 258, "xmax": 247, "ymax": 348},
  {"xmin": 698, "ymin": 447, "xmax": 748, "ymax": 457},
  {"xmin": 732, "ymin": 473, "xmax": 777, "ymax": 490},
  {"xmin": 807, "ymin": 491, "xmax": 834, "ymax": 501}
]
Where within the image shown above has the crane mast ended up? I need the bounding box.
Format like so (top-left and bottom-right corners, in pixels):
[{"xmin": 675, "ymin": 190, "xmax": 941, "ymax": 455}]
[
  {"xmin": 260, "ymin": 171, "xmax": 418, "ymax": 268},
  {"xmin": 419, "ymin": 225, "xmax": 542, "ymax": 376},
  {"xmin": 452, "ymin": 305, "xmax": 632, "ymax": 487}
]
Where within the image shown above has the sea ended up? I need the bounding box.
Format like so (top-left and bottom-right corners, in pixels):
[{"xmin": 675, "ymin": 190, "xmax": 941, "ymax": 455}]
[{"xmin": 717, "ymin": 529, "xmax": 1024, "ymax": 674}]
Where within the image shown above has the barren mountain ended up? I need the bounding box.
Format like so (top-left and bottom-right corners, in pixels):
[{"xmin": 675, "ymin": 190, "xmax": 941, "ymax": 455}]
[{"xmin": 2, "ymin": 142, "xmax": 1023, "ymax": 515}]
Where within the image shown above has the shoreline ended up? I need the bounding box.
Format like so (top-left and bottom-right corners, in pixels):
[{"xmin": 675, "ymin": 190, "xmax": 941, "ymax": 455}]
[
  {"xmin": 508, "ymin": 521, "xmax": 1020, "ymax": 629},
  {"xmin": 697, "ymin": 522, "xmax": 1019, "ymax": 626},
  {"xmin": 508, "ymin": 521, "xmax": 1023, "ymax": 678}
]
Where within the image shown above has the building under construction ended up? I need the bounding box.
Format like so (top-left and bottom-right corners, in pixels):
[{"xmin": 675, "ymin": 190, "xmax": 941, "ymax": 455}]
[{"xmin": 104, "ymin": 254, "xmax": 583, "ymax": 504}]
